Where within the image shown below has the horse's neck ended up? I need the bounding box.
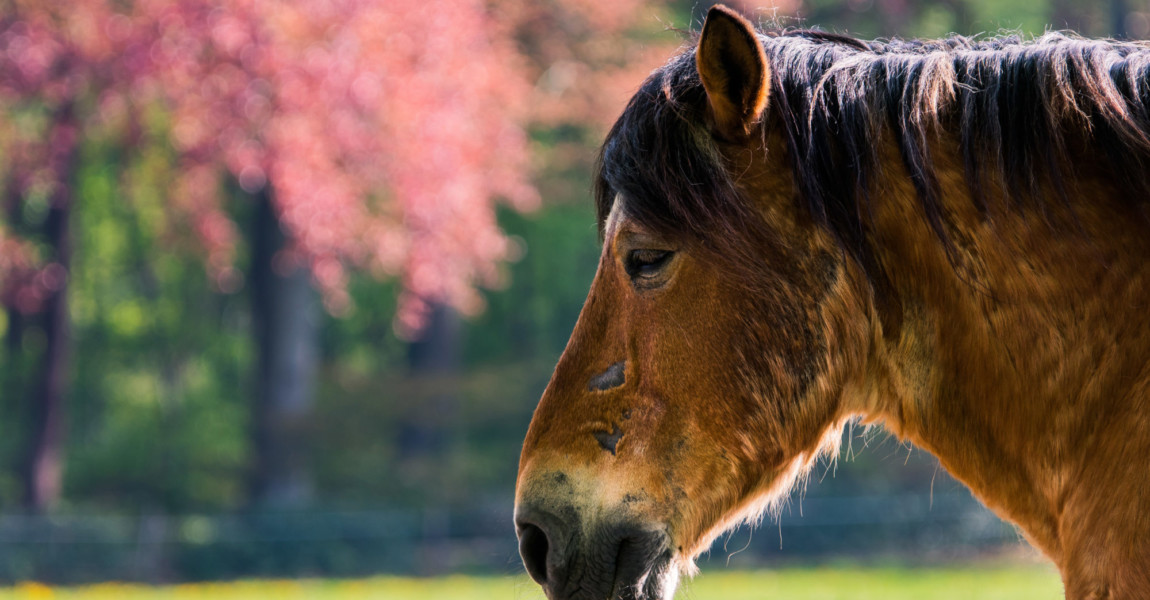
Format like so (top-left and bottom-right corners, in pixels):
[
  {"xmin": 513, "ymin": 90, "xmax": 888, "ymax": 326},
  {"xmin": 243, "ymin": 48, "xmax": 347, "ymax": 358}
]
[{"xmin": 858, "ymin": 136, "xmax": 1150, "ymax": 568}]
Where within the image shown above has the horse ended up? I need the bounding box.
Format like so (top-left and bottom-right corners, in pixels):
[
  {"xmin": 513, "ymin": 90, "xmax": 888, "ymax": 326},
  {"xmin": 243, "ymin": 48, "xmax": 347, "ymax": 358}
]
[{"xmin": 514, "ymin": 4, "xmax": 1150, "ymax": 599}]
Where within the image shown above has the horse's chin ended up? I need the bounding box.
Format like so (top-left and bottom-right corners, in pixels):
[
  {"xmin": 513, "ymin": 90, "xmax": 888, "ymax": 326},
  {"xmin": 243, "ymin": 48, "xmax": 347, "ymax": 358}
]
[{"xmin": 610, "ymin": 551, "xmax": 679, "ymax": 600}]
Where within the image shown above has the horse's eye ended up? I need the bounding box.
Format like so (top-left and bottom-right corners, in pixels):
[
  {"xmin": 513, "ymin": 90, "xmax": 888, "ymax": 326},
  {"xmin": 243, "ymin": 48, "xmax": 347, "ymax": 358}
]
[{"xmin": 625, "ymin": 249, "xmax": 673, "ymax": 280}]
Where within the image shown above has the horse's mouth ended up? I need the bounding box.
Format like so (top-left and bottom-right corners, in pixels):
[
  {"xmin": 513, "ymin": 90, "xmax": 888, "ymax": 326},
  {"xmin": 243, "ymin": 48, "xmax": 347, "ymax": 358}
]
[
  {"xmin": 556, "ymin": 542, "xmax": 676, "ymax": 600},
  {"xmin": 608, "ymin": 546, "xmax": 678, "ymax": 600},
  {"xmin": 517, "ymin": 505, "xmax": 679, "ymax": 600}
]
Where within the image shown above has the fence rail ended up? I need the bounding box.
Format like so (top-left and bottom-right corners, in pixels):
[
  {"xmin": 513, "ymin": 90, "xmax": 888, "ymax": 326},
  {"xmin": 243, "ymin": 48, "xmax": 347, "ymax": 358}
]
[{"xmin": 0, "ymin": 491, "xmax": 1022, "ymax": 584}]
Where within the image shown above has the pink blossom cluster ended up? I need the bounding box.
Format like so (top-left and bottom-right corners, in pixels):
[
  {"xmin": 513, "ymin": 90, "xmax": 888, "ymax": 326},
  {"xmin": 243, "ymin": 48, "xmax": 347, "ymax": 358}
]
[
  {"xmin": 142, "ymin": 0, "xmax": 540, "ymax": 334},
  {"xmin": 492, "ymin": 0, "xmax": 676, "ymax": 132}
]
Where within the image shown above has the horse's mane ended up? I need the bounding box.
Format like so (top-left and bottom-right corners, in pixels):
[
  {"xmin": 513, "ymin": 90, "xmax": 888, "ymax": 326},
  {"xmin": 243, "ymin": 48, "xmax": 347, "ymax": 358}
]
[{"xmin": 595, "ymin": 29, "xmax": 1150, "ymax": 267}]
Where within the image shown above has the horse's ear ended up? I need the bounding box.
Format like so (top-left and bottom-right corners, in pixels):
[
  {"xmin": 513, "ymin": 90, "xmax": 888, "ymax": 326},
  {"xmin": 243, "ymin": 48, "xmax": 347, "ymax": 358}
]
[{"xmin": 696, "ymin": 5, "xmax": 769, "ymax": 139}]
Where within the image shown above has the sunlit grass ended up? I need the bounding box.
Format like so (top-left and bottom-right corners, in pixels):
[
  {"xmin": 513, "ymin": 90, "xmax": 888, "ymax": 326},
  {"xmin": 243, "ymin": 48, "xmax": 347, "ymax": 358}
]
[
  {"xmin": 0, "ymin": 566, "xmax": 1062, "ymax": 599},
  {"xmin": 680, "ymin": 566, "xmax": 1063, "ymax": 600}
]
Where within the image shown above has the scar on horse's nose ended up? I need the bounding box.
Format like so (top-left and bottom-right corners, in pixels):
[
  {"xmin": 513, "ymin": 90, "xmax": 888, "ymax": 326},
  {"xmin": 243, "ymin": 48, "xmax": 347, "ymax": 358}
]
[
  {"xmin": 593, "ymin": 424, "xmax": 623, "ymax": 454},
  {"xmin": 588, "ymin": 361, "xmax": 625, "ymax": 391}
]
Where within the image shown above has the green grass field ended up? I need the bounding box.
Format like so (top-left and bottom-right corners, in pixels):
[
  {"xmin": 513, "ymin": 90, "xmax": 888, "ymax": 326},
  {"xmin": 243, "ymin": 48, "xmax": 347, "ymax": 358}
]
[{"xmin": 0, "ymin": 567, "xmax": 1064, "ymax": 599}]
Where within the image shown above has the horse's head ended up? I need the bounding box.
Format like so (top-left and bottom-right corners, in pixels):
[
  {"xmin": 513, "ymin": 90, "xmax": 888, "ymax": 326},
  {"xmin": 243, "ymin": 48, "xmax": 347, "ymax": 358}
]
[{"xmin": 515, "ymin": 6, "xmax": 876, "ymax": 600}]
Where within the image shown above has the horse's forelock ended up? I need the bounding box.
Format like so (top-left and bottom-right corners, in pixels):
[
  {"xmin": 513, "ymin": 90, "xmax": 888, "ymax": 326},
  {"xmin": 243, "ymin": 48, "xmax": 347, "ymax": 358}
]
[{"xmin": 594, "ymin": 50, "xmax": 775, "ymax": 287}]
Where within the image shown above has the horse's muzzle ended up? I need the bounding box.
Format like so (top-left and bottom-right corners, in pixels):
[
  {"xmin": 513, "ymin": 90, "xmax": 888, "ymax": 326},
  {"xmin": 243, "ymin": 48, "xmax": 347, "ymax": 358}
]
[{"xmin": 515, "ymin": 503, "xmax": 675, "ymax": 600}]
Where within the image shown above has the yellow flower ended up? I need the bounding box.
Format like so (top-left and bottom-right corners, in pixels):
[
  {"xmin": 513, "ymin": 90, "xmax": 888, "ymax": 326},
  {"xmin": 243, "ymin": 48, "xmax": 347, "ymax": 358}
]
[{"xmin": 16, "ymin": 582, "xmax": 53, "ymax": 600}]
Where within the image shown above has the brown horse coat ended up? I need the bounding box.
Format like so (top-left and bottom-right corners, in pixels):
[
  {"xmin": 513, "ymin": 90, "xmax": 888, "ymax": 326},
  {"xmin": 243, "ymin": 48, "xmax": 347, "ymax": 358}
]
[{"xmin": 516, "ymin": 5, "xmax": 1150, "ymax": 599}]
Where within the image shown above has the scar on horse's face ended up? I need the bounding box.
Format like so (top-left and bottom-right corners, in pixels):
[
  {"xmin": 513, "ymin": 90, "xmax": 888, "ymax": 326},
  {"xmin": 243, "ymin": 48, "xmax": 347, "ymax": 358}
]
[
  {"xmin": 514, "ymin": 6, "xmax": 858, "ymax": 600},
  {"xmin": 588, "ymin": 361, "xmax": 625, "ymax": 392}
]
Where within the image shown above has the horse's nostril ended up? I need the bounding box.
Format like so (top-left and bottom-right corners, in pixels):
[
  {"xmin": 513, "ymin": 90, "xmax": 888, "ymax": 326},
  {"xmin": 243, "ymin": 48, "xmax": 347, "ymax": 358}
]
[{"xmin": 517, "ymin": 521, "xmax": 550, "ymax": 585}]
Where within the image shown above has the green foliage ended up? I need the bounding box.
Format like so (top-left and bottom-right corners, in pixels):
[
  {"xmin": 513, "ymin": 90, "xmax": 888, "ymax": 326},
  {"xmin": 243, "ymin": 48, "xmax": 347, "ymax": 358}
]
[
  {"xmin": 761, "ymin": 0, "xmax": 1052, "ymax": 40},
  {"xmin": 312, "ymin": 201, "xmax": 599, "ymax": 507},
  {"xmin": 969, "ymin": 0, "xmax": 1055, "ymax": 35},
  {"xmin": 53, "ymin": 133, "xmax": 251, "ymax": 511},
  {"xmin": 464, "ymin": 202, "xmax": 600, "ymax": 366}
]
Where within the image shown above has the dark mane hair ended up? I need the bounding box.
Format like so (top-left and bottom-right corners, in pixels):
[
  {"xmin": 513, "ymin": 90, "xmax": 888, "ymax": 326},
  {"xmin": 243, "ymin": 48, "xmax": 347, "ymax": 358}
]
[{"xmin": 595, "ymin": 28, "xmax": 1150, "ymax": 270}]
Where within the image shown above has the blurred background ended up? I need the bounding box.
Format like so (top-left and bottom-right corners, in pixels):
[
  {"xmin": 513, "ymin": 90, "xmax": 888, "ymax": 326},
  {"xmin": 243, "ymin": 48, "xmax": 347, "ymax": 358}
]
[{"xmin": 0, "ymin": 0, "xmax": 1142, "ymax": 589}]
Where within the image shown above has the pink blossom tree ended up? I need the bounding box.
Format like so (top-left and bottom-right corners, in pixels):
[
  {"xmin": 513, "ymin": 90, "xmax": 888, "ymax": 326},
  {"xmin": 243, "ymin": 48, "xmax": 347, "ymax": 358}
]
[{"xmin": 0, "ymin": 0, "xmax": 680, "ymax": 510}]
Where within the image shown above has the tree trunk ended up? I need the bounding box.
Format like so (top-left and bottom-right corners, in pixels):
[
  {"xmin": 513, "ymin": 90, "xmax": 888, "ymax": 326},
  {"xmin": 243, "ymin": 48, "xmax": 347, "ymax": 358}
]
[
  {"xmin": 407, "ymin": 302, "xmax": 461, "ymax": 376},
  {"xmin": 400, "ymin": 302, "xmax": 461, "ymax": 460},
  {"xmin": 19, "ymin": 104, "xmax": 78, "ymax": 512},
  {"xmin": 397, "ymin": 302, "xmax": 461, "ymax": 511},
  {"xmin": 3, "ymin": 178, "xmax": 27, "ymax": 443},
  {"xmin": 248, "ymin": 188, "xmax": 319, "ymax": 508}
]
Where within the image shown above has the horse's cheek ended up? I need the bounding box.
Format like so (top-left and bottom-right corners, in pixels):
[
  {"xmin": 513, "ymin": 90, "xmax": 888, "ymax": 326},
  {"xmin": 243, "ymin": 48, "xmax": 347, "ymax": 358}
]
[{"xmin": 625, "ymin": 263, "xmax": 773, "ymax": 514}]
